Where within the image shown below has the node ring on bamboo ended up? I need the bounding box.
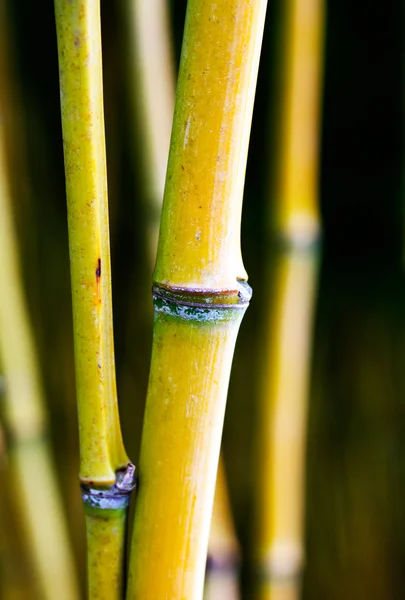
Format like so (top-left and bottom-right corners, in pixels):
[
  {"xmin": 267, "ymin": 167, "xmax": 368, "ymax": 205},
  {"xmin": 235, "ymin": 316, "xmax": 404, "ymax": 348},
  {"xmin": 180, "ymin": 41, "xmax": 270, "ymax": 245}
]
[
  {"xmin": 81, "ymin": 463, "xmax": 136, "ymax": 511},
  {"xmin": 152, "ymin": 280, "xmax": 252, "ymax": 323},
  {"xmin": 275, "ymin": 228, "xmax": 322, "ymax": 253},
  {"xmin": 255, "ymin": 552, "xmax": 303, "ymax": 585}
]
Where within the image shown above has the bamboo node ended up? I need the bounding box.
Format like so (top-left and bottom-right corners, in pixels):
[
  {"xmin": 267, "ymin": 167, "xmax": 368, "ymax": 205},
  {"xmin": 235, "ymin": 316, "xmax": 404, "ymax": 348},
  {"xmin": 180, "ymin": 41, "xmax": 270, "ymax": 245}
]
[
  {"xmin": 275, "ymin": 227, "xmax": 322, "ymax": 252},
  {"xmin": 152, "ymin": 281, "xmax": 251, "ymax": 322},
  {"xmin": 152, "ymin": 281, "xmax": 252, "ymax": 308},
  {"xmin": 256, "ymin": 543, "xmax": 303, "ymax": 582},
  {"xmin": 81, "ymin": 463, "xmax": 136, "ymax": 511}
]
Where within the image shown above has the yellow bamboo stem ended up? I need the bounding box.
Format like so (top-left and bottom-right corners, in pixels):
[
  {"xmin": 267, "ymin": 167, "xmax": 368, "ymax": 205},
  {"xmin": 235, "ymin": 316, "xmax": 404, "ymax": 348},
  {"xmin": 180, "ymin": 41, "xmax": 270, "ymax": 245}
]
[
  {"xmin": 125, "ymin": 0, "xmax": 175, "ymax": 261},
  {"xmin": 126, "ymin": 2, "xmax": 241, "ymax": 593},
  {"xmin": 254, "ymin": 0, "xmax": 324, "ymax": 597},
  {"xmin": 254, "ymin": 250, "xmax": 319, "ymax": 600},
  {"xmin": 0, "ymin": 422, "xmax": 34, "ymax": 600},
  {"xmin": 54, "ymin": 1, "xmax": 134, "ymax": 596},
  {"xmin": 204, "ymin": 457, "xmax": 241, "ymax": 600},
  {"xmin": 54, "ymin": 0, "xmax": 128, "ymax": 484},
  {"xmin": 273, "ymin": 0, "xmax": 324, "ymax": 244},
  {"xmin": 0, "ymin": 26, "xmax": 79, "ymax": 597},
  {"xmin": 127, "ymin": 1, "xmax": 267, "ymax": 598}
]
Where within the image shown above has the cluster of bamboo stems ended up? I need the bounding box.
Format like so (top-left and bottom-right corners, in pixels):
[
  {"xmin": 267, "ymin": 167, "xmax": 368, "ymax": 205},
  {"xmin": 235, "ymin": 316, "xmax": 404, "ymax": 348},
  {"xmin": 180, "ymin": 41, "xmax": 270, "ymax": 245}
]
[{"xmin": 0, "ymin": 0, "xmax": 325, "ymax": 597}]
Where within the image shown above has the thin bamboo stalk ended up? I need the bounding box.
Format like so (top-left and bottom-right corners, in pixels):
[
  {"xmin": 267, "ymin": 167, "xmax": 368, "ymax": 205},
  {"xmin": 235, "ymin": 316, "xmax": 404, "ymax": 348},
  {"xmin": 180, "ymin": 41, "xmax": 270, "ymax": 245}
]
[
  {"xmin": 124, "ymin": 0, "xmax": 175, "ymax": 261},
  {"xmin": 126, "ymin": 1, "xmax": 268, "ymax": 598},
  {"xmin": 253, "ymin": 0, "xmax": 325, "ymax": 597},
  {"xmin": 204, "ymin": 457, "xmax": 241, "ymax": 600},
  {"xmin": 54, "ymin": 1, "xmax": 135, "ymax": 596},
  {"xmin": 0, "ymin": 48, "xmax": 79, "ymax": 600},
  {"xmin": 272, "ymin": 0, "xmax": 324, "ymax": 244},
  {"xmin": 254, "ymin": 250, "xmax": 319, "ymax": 600},
  {"xmin": 0, "ymin": 421, "xmax": 35, "ymax": 600},
  {"xmin": 124, "ymin": 2, "xmax": 241, "ymax": 596}
]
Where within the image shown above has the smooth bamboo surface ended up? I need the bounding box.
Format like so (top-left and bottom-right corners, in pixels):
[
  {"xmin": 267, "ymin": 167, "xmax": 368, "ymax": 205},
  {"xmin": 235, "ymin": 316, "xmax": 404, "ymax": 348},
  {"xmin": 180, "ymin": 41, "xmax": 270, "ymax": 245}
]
[
  {"xmin": 128, "ymin": 305, "xmax": 246, "ymax": 599},
  {"xmin": 125, "ymin": 2, "xmax": 242, "ymax": 593},
  {"xmin": 127, "ymin": 1, "xmax": 267, "ymax": 597},
  {"xmin": 54, "ymin": 0, "xmax": 128, "ymax": 485},
  {"xmin": 154, "ymin": 0, "xmax": 268, "ymax": 291},
  {"xmin": 84, "ymin": 505, "xmax": 128, "ymax": 599}
]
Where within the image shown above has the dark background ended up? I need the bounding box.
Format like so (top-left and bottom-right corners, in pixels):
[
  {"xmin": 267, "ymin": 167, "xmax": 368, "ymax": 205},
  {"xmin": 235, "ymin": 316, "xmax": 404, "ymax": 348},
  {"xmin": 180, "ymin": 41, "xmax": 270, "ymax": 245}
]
[{"xmin": 3, "ymin": 0, "xmax": 405, "ymax": 597}]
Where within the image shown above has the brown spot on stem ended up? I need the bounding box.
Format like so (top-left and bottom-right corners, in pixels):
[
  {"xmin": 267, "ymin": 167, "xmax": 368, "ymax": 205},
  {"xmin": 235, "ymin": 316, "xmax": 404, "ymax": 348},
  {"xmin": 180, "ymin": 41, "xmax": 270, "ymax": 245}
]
[{"xmin": 96, "ymin": 259, "xmax": 101, "ymax": 303}]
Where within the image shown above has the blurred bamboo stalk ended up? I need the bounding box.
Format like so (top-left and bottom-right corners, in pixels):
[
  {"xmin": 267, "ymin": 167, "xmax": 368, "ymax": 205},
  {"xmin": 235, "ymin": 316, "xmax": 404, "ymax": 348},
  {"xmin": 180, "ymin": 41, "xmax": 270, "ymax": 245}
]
[
  {"xmin": 253, "ymin": 0, "xmax": 325, "ymax": 598},
  {"xmin": 126, "ymin": 0, "xmax": 267, "ymax": 597},
  {"xmin": 54, "ymin": 1, "xmax": 135, "ymax": 597},
  {"xmin": 124, "ymin": 2, "xmax": 241, "ymax": 597},
  {"xmin": 124, "ymin": 0, "xmax": 175, "ymax": 261},
  {"xmin": 0, "ymin": 10, "xmax": 79, "ymax": 598},
  {"xmin": 204, "ymin": 457, "xmax": 241, "ymax": 600},
  {"xmin": 254, "ymin": 251, "xmax": 319, "ymax": 600}
]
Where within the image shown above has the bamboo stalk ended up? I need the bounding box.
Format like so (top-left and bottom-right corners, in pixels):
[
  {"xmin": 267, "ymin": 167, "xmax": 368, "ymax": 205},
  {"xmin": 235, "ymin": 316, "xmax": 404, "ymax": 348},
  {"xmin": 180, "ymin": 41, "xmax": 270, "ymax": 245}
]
[
  {"xmin": 204, "ymin": 457, "xmax": 241, "ymax": 600},
  {"xmin": 0, "ymin": 6, "xmax": 80, "ymax": 596},
  {"xmin": 124, "ymin": 0, "xmax": 175, "ymax": 261},
  {"xmin": 54, "ymin": 1, "xmax": 135, "ymax": 596},
  {"xmin": 0, "ymin": 421, "xmax": 35, "ymax": 600},
  {"xmin": 0, "ymin": 66, "xmax": 79, "ymax": 600},
  {"xmin": 127, "ymin": 1, "xmax": 267, "ymax": 598},
  {"xmin": 272, "ymin": 0, "xmax": 324, "ymax": 244},
  {"xmin": 124, "ymin": 3, "xmax": 242, "ymax": 596},
  {"xmin": 253, "ymin": 0, "xmax": 325, "ymax": 597},
  {"xmin": 254, "ymin": 250, "xmax": 319, "ymax": 600}
]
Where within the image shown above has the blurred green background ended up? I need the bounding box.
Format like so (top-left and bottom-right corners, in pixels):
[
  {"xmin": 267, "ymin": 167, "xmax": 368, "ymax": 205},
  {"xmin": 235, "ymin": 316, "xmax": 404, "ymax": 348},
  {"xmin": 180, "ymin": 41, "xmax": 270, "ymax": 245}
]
[{"xmin": 2, "ymin": 0, "xmax": 405, "ymax": 597}]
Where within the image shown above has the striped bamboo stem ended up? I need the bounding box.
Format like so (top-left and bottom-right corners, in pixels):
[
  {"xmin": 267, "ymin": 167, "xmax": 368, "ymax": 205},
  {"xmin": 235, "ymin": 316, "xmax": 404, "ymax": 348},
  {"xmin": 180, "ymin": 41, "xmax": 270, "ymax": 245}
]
[
  {"xmin": 54, "ymin": 1, "xmax": 135, "ymax": 597},
  {"xmin": 253, "ymin": 0, "xmax": 325, "ymax": 597},
  {"xmin": 126, "ymin": 1, "xmax": 268, "ymax": 598}
]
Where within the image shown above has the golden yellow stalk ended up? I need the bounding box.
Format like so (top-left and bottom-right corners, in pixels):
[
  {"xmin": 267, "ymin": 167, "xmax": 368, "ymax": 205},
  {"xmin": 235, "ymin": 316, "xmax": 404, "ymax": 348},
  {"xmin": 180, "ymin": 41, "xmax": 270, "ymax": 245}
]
[
  {"xmin": 54, "ymin": 1, "xmax": 134, "ymax": 596},
  {"xmin": 253, "ymin": 0, "xmax": 325, "ymax": 597},
  {"xmin": 127, "ymin": 1, "xmax": 267, "ymax": 598},
  {"xmin": 125, "ymin": 2, "xmax": 241, "ymax": 594}
]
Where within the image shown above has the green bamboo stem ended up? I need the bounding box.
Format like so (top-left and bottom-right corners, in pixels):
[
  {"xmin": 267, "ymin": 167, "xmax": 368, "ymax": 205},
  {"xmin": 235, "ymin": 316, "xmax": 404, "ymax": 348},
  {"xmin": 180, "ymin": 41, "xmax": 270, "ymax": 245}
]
[
  {"xmin": 54, "ymin": 1, "xmax": 134, "ymax": 597},
  {"xmin": 0, "ymin": 72, "xmax": 79, "ymax": 600},
  {"xmin": 253, "ymin": 0, "xmax": 325, "ymax": 597},
  {"xmin": 127, "ymin": 1, "xmax": 267, "ymax": 598}
]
